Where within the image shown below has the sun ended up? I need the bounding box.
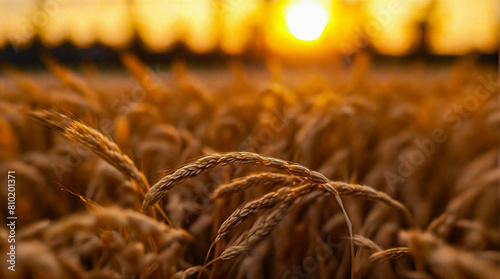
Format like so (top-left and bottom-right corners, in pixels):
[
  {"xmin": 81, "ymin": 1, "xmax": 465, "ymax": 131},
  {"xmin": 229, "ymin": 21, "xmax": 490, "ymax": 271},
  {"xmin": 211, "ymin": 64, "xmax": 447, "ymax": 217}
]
[{"xmin": 285, "ymin": 1, "xmax": 328, "ymax": 41}]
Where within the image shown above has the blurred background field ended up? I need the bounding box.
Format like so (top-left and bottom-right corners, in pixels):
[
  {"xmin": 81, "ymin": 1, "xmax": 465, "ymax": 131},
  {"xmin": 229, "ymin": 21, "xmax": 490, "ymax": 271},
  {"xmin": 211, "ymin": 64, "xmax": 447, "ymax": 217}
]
[{"xmin": 0, "ymin": 0, "xmax": 498, "ymax": 63}]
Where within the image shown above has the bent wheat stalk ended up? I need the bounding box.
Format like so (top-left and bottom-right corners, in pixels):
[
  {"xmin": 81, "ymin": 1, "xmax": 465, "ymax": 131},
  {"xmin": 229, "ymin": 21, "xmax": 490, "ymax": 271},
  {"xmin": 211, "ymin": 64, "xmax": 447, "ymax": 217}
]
[
  {"xmin": 145, "ymin": 152, "xmax": 410, "ymax": 279},
  {"xmin": 145, "ymin": 152, "xmax": 412, "ymax": 279},
  {"xmin": 29, "ymin": 109, "xmax": 149, "ymax": 192},
  {"xmin": 28, "ymin": 109, "xmax": 174, "ymax": 226},
  {"xmin": 200, "ymin": 194, "xmax": 296, "ymax": 277},
  {"xmin": 142, "ymin": 152, "xmax": 334, "ymax": 211},
  {"xmin": 143, "ymin": 152, "xmax": 410, "ymax": 223},
  {"xmin": 220, "ymin": 198, "xmax": 295, "ymax": 261},
  {"xmin": 144, "ymin": 152, "xmax": 357, "ymax": 277}
]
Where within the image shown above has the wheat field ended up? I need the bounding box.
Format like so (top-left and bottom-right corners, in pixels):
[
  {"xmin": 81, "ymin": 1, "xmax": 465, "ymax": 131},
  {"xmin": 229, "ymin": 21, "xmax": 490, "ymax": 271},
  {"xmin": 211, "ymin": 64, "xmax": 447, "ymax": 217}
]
[{"xmin": 0, "ymin": 53, "xmax": 499, "ymax": 279}]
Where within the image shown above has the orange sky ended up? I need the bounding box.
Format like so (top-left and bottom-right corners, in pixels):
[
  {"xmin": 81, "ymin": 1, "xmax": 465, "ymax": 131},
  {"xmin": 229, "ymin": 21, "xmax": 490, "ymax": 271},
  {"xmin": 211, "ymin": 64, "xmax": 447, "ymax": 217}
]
[{"xmin": 0, "ymin": 0, "xmax": 497, "ymax": 56}]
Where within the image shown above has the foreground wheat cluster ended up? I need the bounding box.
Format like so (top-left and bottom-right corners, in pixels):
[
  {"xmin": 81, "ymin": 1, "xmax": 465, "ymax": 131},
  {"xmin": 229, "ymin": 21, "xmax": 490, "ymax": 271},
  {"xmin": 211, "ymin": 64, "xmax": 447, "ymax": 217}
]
[{"xmin": 0, "ymin": 54, "xmax": 498, "ymax": 279}]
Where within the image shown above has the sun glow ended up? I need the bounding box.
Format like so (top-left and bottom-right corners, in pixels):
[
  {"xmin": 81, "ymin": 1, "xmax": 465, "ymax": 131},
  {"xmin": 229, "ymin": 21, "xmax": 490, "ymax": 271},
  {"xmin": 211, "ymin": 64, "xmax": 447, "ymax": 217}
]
[{"xmin": 285, "ymin": 1, "xmax": 328, "ymax": 41}]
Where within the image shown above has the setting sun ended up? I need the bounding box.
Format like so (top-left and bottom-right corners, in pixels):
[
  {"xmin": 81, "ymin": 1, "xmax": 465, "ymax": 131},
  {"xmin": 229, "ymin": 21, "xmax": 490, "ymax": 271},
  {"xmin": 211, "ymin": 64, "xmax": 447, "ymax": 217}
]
[{"xmin": 285, "ymin": 1, "xmax": 328, "ymax": 41}]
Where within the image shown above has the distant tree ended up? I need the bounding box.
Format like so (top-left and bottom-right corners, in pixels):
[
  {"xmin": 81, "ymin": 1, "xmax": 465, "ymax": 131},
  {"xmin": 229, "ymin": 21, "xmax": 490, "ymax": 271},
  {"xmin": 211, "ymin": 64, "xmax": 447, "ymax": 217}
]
[{"xmin": 415, "ymin": 0, "xmax": 436, "ymax": 57}]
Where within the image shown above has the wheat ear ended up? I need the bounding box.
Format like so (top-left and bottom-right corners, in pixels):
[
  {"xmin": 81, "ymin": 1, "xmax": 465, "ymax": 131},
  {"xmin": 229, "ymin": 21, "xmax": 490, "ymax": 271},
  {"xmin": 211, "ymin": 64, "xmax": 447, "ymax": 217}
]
[
  {"xmin": 172, "ymin": 266, "xmax": 204, "ymax": 279},
  {"xmin": 211, "ymin": 172, "xmax": 304, "ymax": 200},
  {"xmin": 352, "ymin": 234, "xmax": 382, "ymax": 253},
  {"xmin": 144, "ymin": 152, "xmax": 411, "ymax": 279},
  {"xmin": 144, "ymin": 153, "xmax": 411, "ymax": 224},
  {"xmin": 199, "ymin": 194, "xmax": 296, "ymax": 279},
  {"xmin": 217, "ymin": 192, "xmax": 296, "ymax": 262},
  {"xmin": 28, "ymin": 109, "xmax": 178, "ymax": 226},
  {"xmin": 215, "ymin": 184, "xmax": 313, "ymax": 242},
  {"xmin": 317, "ymin": 181, "xmax": 412, "ymax": 225},
  {"xmin": 215, "ymin": 177, "xmax": 413, "ymax": 243},
  {"xmin": 29, "ymin": 109, "xmax": 149, "ymax": 191},
  {"xmin": 370, "ymin": 247, "xmax": 410, "ymax": 263}
]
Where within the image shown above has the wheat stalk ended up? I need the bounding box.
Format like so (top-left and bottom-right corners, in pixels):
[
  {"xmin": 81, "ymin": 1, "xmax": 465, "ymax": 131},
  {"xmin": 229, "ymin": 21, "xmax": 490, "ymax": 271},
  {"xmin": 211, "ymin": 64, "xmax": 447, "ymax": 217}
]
[
  {"xmin": 211, "ymin": 172, "xmax": 303, "ymax": 200},
  {"xmin": 197, "ymin": 193, "xmax": 297, "ymax": 279},
  {"xmin": 352, "ymin": 234, "xmax": 382, "ymax": 253},
  {"xmin": 143, "ymin": 152, "xmax": 333, "ymax": 211},
  {"xmin": 211, "ymin": 179, "xmax": 415, "ymax": 273},
  {"xmin": 215, "ymin": 184, "xmax": 313, "ymax": 242},
  {"xmin": 217, "ymin": 193, "xmax": 295, "ymax": 262},
  {"xmin": 29, "ymin": 109, "xmax": 149, "ymax": 192},
  {"xmin": 28, "ymin": 109, "xmax": 178, "ymax": 226},
  {"xmin": 143, "ymin": 152, "xmax": 408, "ymax": 220},
  {"xmin": 145, "ymin": 152, "xmax": 413, "ymax": 279},
  {"xmin": 144, "ymin": 152, "xmax": 357, "ymax": 278},
  {"xmin": 172, "ymin": 266, "xmax": 204, "ymax": 279},
  {"xmin": 317, "ymin": 181, "xmax": 413, "ymax": 225}
]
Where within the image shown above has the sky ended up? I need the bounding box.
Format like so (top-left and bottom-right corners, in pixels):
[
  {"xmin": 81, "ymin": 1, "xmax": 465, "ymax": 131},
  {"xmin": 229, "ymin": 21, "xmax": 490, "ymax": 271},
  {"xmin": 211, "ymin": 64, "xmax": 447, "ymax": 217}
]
[{"xmin": 0, "ymin": 0, "xmax": 497, "ymax": 56}]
